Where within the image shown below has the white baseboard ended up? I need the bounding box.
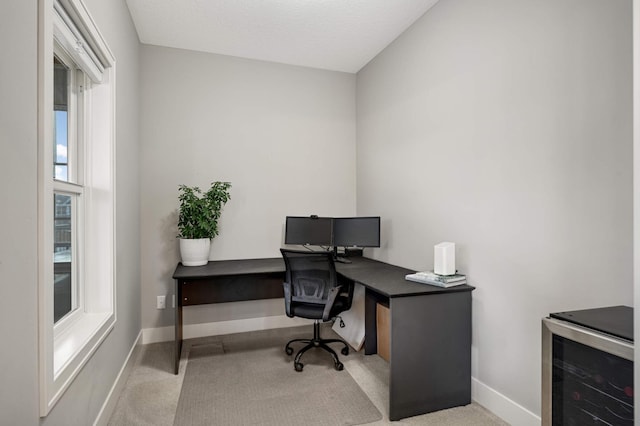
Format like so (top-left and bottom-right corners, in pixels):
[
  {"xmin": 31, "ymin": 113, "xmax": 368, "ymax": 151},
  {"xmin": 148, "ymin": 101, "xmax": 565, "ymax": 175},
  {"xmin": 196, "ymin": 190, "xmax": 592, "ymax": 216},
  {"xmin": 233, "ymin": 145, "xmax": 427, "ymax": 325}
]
[
  {"xmin": 142, "ymin": 315, "xmax": 312, "ymax": 344},
  {"xmin": 93, "ymin": 330, "xmax": 142, "ymax": 426},
  {"xmin": 472, "ymin": 377, "xmax": 540, "ymax": 426}
]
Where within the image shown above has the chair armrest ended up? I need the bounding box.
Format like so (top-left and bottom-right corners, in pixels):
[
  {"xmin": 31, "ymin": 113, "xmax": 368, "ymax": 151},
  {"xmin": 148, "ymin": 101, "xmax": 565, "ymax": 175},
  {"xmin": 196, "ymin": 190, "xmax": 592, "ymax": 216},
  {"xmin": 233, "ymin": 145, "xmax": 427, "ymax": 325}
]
[
  {"xmin": 322, "ymin": 285, "xmax": 343, "ymax": 321},
  {"xmin": 283, "ymin": 281, "xmax": 293, "ymax": 317}
]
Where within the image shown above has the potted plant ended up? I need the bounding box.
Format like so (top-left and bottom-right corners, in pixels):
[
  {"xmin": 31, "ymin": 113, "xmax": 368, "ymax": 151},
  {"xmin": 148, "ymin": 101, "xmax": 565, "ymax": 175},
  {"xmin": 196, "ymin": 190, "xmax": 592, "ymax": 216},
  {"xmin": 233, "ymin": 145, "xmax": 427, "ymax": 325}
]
[{"xmin": 177, "ymin": 181, "xmax": 231, "ymax": 266}]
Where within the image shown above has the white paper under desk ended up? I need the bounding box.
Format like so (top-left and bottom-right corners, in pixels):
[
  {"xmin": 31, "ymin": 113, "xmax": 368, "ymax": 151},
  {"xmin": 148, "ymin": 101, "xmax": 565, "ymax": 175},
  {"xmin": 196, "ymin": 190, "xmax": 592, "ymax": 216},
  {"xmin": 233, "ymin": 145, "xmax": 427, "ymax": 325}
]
[{"xmin": 332, "ymin": 283, "xmax": 365, "ymax": 351}]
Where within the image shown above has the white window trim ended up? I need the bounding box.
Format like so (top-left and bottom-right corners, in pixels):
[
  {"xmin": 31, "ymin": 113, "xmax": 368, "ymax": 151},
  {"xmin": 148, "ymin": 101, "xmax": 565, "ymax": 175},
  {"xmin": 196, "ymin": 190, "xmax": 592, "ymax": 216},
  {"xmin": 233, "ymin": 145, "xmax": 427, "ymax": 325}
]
[{"xmin": 38, "ymin": 0, "xmax": 117, "ymax": 416}]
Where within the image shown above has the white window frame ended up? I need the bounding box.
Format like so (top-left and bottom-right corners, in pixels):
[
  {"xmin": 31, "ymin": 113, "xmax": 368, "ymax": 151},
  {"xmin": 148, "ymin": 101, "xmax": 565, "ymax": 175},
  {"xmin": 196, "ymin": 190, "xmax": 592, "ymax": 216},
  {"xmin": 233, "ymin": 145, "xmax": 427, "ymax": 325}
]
[{"xmin": 38, "ymin": 0, "xmax": 116, "ymax": 416}]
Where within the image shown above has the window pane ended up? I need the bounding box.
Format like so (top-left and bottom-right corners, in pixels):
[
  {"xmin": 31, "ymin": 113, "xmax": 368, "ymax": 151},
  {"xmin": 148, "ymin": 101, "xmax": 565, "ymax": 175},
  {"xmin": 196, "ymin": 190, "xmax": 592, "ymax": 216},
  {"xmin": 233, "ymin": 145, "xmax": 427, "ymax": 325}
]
[
  {"xmin": 54, "ymin": 57, "xmax": 69, "ymax": 181},
  {"xmin": 54, "ymin": 193, "xmax": 73, "ymax": 322},
  {"xmin": 54, "ymin": 111, "xmax": 68, "ymax": 180}
]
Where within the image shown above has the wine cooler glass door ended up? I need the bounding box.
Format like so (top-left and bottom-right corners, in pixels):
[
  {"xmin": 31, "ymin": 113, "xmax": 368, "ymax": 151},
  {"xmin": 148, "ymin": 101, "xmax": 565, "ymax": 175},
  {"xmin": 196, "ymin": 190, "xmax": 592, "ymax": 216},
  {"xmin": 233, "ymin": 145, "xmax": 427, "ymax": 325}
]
[{"xmin": 542, "ymin": 318, "xmax": 633, "ymax": 426}]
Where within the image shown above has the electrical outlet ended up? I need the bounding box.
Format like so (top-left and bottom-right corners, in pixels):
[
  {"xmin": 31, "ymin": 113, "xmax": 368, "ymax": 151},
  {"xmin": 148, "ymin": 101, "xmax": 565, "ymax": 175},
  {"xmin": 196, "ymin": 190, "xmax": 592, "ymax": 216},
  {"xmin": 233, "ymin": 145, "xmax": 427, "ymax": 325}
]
[{"xmin": 157, "ymin": 295, "xmax": 166, "ymax": 309}]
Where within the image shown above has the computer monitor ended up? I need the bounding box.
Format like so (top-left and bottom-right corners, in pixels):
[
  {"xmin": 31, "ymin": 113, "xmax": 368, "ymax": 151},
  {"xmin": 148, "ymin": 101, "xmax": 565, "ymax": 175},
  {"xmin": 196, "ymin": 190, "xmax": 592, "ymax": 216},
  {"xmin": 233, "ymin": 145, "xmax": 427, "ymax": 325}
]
[
  {"xmin": 284, "ymin": 216, "xmax": 333, "ymax": 246},
  {"xmin": 332, "ymin": 216, "xmax": 381, "ymax": 248}
]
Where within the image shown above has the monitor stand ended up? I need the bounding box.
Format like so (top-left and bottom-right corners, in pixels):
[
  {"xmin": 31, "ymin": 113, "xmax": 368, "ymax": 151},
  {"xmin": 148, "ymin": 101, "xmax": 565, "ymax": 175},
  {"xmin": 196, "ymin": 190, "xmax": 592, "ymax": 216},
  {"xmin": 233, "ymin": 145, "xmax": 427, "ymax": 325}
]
[{"xmin": 333, "ymin": 246, "xmax": 352, "ymax": 264}]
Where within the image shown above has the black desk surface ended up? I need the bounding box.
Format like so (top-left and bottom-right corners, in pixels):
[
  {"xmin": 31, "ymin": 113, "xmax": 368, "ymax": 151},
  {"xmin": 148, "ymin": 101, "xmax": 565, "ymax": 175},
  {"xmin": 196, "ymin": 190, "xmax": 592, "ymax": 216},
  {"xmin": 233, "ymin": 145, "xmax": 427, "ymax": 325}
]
[
  {"xmin": 173, "ymin": 256, "xmax": 475, "ymax": 298},
  {"xmin": 550, "ymin": 305, "xmax": 633, "ymax": 342},
  {"xmin": 173, "ymin": 257, "xmax": 284, "ymax": 279}
]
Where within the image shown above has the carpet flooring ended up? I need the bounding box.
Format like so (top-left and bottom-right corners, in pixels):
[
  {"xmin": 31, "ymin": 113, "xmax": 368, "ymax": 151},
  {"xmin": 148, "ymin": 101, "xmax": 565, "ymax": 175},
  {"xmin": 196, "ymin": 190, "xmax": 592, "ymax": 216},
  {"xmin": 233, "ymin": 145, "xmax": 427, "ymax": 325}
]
[
  {"xmin": 108, "ymin": 325, "xmax": 510, "ymax": 425},
  {"xmin": 174, "ymin": 339, "xmax": 382, "ymax": 425}
]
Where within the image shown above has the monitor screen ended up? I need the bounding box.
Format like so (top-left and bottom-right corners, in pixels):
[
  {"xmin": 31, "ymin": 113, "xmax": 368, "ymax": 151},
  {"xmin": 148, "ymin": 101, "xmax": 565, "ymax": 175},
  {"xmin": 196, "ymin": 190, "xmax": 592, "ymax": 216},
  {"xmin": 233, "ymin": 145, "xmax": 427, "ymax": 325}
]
[
  {"xmin": 333, "ymin": 217, "xmax": 380, "ymax": 248},
  {"xmin": 285, "ymin": 216, "xmax": 333, "ymax": 246}
]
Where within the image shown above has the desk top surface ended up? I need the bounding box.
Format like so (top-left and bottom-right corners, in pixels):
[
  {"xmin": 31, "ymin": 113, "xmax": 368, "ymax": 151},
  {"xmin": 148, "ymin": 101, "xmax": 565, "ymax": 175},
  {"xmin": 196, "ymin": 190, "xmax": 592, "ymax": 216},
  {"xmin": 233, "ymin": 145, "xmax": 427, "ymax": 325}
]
[
  {"xmin": 173, "ymin": 257, "xmax": 284, "ymax": 279},
  {"xmin": 174, "ymin": 256, "xmax": 474, "ymax": 298}
]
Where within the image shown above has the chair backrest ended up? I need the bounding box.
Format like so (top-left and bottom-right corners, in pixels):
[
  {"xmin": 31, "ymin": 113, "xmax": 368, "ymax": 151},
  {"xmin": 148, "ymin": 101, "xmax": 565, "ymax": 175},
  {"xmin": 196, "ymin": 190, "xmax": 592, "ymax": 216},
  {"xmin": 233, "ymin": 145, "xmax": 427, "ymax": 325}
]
[{"xmin": 280, "ymin": 249, "xmax": 337, "ymax": 304}]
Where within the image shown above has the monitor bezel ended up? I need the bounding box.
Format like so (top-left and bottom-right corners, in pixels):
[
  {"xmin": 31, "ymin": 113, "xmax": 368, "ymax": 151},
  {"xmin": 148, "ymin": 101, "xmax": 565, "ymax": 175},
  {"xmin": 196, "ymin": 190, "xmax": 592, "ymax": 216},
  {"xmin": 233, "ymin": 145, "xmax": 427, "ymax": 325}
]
[
  {"xmin": 284, "ymin": 216, "xmax": 334, "ymax": 246},
  {"xmin": 332, "ymin": 216, "xmax": 381, "ymax": 248}
]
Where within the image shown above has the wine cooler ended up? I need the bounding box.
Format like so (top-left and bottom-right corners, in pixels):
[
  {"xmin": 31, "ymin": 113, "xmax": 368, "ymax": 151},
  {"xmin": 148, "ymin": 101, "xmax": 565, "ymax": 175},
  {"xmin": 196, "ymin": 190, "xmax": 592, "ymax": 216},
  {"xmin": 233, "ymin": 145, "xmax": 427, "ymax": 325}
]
[{"xmin": 542, "ymin": 306, "xmax": 634, "ymax": 425}]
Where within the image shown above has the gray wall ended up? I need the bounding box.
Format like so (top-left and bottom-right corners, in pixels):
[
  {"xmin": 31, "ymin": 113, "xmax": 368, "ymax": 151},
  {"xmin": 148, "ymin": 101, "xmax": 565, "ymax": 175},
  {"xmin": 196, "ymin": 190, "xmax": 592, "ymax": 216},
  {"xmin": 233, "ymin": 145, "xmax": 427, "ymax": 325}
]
[
  {"xmin": 139, "ymin": 45, "xmax": 356, "ymax": 330},
  {"xmin": 634, "ymin": 1, "xmax": 640, "ymax": 422},
  {"xmin": 357, "ymin": 0, "xmax": 633, "ymax": 417},
  {"xmin": 0, "ymin": 0, "xmax": 141, "ymax": 424},
  {"xmin": 0, "ymin": 1, "xmax": 39, "ymax": 423}
]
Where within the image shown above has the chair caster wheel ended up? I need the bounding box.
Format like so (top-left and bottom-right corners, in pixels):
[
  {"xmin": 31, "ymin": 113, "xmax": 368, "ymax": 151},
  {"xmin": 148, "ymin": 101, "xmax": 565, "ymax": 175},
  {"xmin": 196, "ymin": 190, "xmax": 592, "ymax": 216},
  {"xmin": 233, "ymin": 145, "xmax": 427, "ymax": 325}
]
[
  {"xmin": 335, "ymin": 362, "xmax": 344, "ymax": 371},
  {"xmin": 341, "ymin": 347, "xmax": 349, "ymax": 356},
  {"xmin": 294, "ymin": 362, "xmax": 304, "ymax": 372},
  {"xmin": 285, "ymin": 347, "xmax": 293, "ymax": 355}
]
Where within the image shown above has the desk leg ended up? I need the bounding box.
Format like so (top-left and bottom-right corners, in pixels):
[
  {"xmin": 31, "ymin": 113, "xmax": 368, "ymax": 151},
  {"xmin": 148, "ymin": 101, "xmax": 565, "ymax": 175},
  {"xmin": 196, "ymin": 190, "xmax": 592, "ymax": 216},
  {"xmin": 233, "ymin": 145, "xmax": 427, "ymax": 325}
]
[
  {"xmin": 388, "ymin": 291, "xmax": 472, "ymax": 421},
  {"xmin": 364, "ymin": 289, "xmax": 378, "ymax": 355},
  {"xmin": 364, "ymin": 288, "xmax": 389, "ymax": 355},
  {"xmin": 174, "ymin": 278, "xmax": 183, "ymax": 375}
]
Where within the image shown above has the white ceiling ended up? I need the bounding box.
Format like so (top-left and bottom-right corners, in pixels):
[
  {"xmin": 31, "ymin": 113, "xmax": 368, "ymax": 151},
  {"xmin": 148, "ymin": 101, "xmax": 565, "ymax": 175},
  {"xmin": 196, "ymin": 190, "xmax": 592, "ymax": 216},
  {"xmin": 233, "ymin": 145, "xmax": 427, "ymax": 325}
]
[{"xmin": 125, "ymin": 0, "xmax": 440, "ymax": 73}]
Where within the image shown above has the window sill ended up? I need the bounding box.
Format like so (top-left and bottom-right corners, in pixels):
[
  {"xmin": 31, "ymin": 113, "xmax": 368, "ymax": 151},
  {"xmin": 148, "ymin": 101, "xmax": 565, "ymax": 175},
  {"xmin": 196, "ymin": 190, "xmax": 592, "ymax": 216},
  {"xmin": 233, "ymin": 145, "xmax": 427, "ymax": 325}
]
[{"xmin": 49, "ymin": 311, "xmax": 115, "ymax": 407}]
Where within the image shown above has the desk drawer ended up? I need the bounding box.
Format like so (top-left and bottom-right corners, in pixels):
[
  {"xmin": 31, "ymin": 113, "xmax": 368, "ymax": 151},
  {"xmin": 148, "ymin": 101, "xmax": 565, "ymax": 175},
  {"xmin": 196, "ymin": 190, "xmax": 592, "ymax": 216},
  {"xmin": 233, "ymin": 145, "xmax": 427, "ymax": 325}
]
[{"xmin": 180, "ymin": 272, "xmax": 284, "ymax": 306}]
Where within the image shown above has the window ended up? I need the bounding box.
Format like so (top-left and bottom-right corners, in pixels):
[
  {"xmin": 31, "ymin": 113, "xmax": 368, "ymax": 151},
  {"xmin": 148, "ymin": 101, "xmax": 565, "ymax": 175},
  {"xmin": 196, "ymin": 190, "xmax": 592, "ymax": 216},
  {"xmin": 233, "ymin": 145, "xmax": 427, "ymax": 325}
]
[
  {"xmin": 38, "ymin": 0, "xmax": 115, "ymax": 416},
  {"xmin": 53, "ymin": 50, "xmax": 83, "ymax": 324}
]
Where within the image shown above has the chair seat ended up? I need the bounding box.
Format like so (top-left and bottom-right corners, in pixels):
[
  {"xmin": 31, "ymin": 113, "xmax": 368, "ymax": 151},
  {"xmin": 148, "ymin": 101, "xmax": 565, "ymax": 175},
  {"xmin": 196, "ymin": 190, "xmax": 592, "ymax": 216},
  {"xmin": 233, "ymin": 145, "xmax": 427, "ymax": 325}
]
[{"xmin": 290, "ymin": 295, "xmax": 350, "ymax": 320}]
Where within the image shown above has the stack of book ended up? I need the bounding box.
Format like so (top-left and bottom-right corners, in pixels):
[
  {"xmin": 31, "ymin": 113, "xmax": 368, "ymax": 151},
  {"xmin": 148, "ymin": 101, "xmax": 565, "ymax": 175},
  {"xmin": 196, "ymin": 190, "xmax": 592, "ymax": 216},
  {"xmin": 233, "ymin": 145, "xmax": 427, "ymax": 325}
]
[{"xmin": 405, "ymin": 271, "xmax": 467, "ymax": 288}]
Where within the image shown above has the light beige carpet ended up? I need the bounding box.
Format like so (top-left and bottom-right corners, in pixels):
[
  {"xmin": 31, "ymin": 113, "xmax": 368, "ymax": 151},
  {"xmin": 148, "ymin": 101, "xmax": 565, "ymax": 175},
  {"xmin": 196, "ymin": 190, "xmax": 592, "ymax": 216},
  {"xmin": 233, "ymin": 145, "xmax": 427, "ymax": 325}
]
[
  {"xmin": 174, "ymin": 338, "xmax": 383, "ymax": 426},
  {"xmin": 108, "ymin": 326, "xmax": 509, "ymax": 426}
]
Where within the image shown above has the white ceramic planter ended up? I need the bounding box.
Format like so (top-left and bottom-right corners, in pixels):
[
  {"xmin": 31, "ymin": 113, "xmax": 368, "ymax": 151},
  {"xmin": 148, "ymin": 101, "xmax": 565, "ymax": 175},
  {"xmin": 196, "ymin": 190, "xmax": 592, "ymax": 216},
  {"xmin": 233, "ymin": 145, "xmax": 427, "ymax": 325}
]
[{"xmin": 179, "ymin": 238, "xmax": 211, "ymax": 266}]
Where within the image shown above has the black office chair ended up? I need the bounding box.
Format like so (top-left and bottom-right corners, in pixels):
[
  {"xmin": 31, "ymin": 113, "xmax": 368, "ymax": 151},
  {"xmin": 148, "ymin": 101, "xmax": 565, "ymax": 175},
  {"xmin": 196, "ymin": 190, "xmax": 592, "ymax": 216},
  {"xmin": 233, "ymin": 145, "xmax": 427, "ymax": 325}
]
[{"xmin": 280, "ymin": 248, "xmax": 354, "ymax": 372}]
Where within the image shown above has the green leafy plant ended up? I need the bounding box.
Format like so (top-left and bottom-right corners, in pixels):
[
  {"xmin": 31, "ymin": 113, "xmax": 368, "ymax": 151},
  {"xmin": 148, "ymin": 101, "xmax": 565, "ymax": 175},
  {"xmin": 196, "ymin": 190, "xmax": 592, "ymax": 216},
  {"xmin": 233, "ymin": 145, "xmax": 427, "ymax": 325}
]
[{"xmin": 177, "ymin": 182, "xmax": 231, "ymax": 239}]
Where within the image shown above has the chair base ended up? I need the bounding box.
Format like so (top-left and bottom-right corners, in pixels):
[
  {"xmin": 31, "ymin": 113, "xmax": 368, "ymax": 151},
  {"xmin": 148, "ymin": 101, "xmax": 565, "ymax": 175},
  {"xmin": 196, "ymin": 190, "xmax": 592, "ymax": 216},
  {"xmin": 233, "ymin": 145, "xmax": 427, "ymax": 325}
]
[{"xmin": 285, "ymin": 320, "xmax": 349, "ymax": 372}]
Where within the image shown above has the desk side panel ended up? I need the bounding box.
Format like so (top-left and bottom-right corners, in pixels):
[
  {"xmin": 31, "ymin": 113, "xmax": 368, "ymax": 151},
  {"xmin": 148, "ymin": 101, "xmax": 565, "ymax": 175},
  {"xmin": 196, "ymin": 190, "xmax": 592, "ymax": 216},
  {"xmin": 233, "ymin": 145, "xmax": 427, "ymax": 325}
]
[
  {"xmin": 389, "ymin": 291, "xmax": 472, "ymax": 420},
  {"xmin": 364, "ymin": 288, "xmax": 388, "ymax": 354}
]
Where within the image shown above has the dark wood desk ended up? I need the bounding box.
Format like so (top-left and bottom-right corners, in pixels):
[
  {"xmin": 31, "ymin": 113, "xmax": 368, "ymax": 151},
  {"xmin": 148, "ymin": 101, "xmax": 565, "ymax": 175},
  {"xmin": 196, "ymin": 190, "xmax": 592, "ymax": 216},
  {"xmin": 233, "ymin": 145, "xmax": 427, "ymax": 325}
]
[
  {"xmin": 173, "ymin": 256, "xmax": 475, "ymax": 421},
  {"xmin": 173, "ymin": 258, "xmax": 284, "ymax": 376}
]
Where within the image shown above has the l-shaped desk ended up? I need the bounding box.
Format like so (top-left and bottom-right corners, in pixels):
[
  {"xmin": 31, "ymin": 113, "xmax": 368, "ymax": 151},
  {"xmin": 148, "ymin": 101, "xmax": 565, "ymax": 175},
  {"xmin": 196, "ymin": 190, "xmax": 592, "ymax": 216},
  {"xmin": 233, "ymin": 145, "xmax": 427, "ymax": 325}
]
[{"xmin": 173, "ymin": 256, "xmax": 475, "ymax": 421}]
